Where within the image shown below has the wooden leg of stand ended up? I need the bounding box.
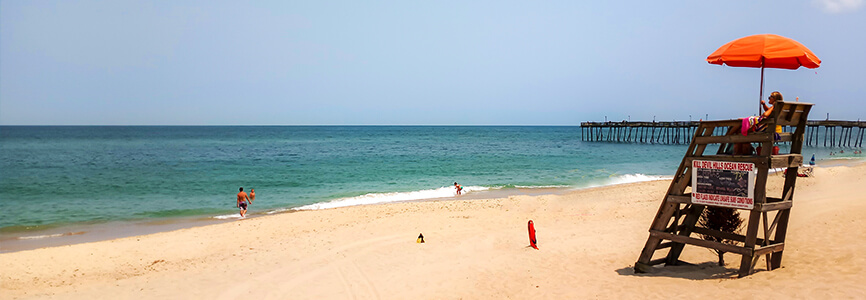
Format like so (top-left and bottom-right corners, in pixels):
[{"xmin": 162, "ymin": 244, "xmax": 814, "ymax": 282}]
[
  {"xmin": 635, "ymin": 235, "xmax": 661, "ymax": 273},
  {"xmin": 738, "ymin": 210, "xmax": 762, "ymax": 277},
  {"xmin": 666, "ymin": 204, "xmax": 705, "ymax": 265},
  {"xmin": 635, "ymin": 202, "xmax": 679, "ymax": 272},
  {"xmin": 762, "ymin": 212, "xmax": 771, "ymax": 270},
  {"xmin": 770, "ymin": 209, "xmax": 791, "ymax": 269}
]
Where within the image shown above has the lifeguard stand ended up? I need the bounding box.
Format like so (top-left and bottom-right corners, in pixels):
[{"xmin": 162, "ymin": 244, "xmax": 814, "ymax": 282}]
[{"xmin": 634, "ymin": 101, "xmax": 813, "ymax": 277}]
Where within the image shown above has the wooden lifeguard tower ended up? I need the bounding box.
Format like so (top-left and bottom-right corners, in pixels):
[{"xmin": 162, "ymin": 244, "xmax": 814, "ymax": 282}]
[{"xmin": 634, "ymin": 101, "xmax": 813, "ymax": 277}]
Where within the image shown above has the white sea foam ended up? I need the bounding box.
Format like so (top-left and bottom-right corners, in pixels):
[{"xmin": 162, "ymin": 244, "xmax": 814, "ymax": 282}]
[
  {"xmin": 266, "ymin": 208, "xmax": 292, "ymax": 215},
  {"xmin": 291, "ymin": 185, "xmax": 490, "ymax": 211},
  {"xmin": 212, "ymin": 214, "xmax": 244, "ymax": 220},
  {"xmin": 607, "ymin": 173, "xmax": 671, "ymax": 185},
  {"xmin": 268, "ymin": 177, "xmax": 667, "ymax": 213},
  {"xmin": 16, "ymin": 231, "xmax": 85, "ymax": 240},
  {"xmin": 17, "ymin": 233, "xmax": 65, "ymax": 240},
  {"xmin": 826, "ymin": 156, "xmax": 861, "ymax": 160},
  {"xmin": 514, "ymin": 185, "xmax": 571, "ymax": 189},
  {"xmin": 579, "ymin": 173, "xmax": 671, "ymax": 189}
]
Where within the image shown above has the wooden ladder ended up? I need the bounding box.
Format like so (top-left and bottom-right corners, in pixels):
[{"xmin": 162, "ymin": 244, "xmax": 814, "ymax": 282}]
[{"xmin": 634, "ymin": 101, "xmax": 813, "ymax": 278}]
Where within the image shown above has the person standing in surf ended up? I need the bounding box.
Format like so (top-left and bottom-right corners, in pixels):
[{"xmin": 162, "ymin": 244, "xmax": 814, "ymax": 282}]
[
  {"xmin": 237, "ymin": 187, "xmax": 252, "ymax": 218},
  {"xmin": 250, "ymin": 188, "xmax": 256, "ymax": 202},
  {"xmin": 454, "ymin": 182, "xmax": 463, "ymax": 195}
]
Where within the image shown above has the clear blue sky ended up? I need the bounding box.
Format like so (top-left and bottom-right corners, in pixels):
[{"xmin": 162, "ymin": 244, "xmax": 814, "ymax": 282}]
[{"xmin": 2, "ymin": 1, "xmax": 864, "ymax": 125}]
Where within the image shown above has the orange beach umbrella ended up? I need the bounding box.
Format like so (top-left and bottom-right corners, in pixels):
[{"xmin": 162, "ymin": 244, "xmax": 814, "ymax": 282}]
[{"xmin": 707, "ymin": 34, "xmax": 821, "ymax": 113}]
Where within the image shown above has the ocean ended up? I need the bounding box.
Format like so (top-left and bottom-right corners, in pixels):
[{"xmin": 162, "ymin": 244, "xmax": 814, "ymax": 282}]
[{"xmin": 0, "ymin": 126, "xmax": 860, "ymax": 251}]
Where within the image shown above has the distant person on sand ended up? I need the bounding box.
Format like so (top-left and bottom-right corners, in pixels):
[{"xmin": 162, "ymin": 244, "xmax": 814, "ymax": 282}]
[
  {"xmin": 454, "ymin": 182, "xmax": 463, "ymax": 195},
  {"xmin": 237, "ymin": 187, "xmax": 252, "ymax": 218}
]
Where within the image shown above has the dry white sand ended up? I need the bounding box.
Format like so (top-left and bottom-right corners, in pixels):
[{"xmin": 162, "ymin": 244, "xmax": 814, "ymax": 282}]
[{"xmin": 2, "ymin": 163, "xmax": 865, "ymax": 299}]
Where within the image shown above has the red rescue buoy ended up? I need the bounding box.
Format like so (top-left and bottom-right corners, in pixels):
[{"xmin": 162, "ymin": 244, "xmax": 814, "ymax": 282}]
[{"xmin": 528, "ymin": 220, "xmax": 538, "ymax": 249}]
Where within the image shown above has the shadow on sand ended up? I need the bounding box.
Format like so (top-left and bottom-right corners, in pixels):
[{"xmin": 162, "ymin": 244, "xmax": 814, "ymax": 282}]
[{"xmin": 615, "ymin": 261, "xmax": 765, "ymax": 280}]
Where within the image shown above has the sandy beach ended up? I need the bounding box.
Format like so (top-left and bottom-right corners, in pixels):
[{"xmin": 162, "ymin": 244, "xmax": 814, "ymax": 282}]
[{"xmin": 2, "ymin": 163, "xmax": 865, "ymax": 299}]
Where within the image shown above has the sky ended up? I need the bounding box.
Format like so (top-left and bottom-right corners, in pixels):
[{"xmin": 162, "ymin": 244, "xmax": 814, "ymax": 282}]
[{"xmin": 1, "ymin": 0, "xmax": 864, "ymax": 125}]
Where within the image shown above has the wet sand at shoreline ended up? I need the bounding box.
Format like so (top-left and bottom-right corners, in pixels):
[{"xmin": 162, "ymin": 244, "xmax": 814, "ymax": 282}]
[
  {"xmin": 0, "ymin": 185, "xmax": 585, "ymax": 254},
  {"xmin": 1, "ymin": 163, "xmax": 864, "ymax": 299}
]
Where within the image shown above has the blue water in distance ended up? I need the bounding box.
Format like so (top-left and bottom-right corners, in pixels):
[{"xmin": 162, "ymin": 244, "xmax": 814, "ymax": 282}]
[{"xmin": 0, "ymin": 126, "xmax": 860, "ymax": 233}]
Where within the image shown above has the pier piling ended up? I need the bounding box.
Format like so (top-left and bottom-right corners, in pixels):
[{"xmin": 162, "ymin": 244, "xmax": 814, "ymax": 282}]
[{"xmin": 581, "ymin": 120, "xmax": 864, "ymax": 147}]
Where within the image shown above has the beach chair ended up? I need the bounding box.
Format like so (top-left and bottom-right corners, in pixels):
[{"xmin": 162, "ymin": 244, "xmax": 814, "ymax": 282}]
[
  {"xmin": 634, "ymin": 101, "xmax": 813, "ymax": 278},
  {"xmin": 802, "ymin": 165, "xmax": 814, "ymax": 177}
]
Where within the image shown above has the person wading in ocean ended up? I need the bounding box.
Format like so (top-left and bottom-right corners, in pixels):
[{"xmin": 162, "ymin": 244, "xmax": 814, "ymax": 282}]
[{"xmin": 237, "ymin": 187, "xmax": 252, "ymax": 218}]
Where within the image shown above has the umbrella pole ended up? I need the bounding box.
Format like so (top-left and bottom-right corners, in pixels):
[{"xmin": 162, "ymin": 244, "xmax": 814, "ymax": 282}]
[{"xmin": 759, "ymin": 58, "xmax": 765, "ymax": 116}]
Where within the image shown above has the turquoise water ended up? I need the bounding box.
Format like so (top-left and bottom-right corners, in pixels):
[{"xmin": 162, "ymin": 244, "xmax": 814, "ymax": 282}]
[{"xmin": 0, "ymin": 126, "xmax": 860, "ymax": 234}]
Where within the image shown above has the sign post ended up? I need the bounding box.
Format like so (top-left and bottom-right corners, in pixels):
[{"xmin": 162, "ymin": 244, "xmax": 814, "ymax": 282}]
[{"xmin": 691, "ymin": 160, "xmax": 756, "ymax": 210}]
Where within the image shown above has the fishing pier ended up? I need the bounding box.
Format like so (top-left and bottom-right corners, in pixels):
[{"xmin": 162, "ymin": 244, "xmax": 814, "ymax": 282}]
[{"xmin": 580, "ymin": 120, "xmax": 865, "ymax": 147}]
